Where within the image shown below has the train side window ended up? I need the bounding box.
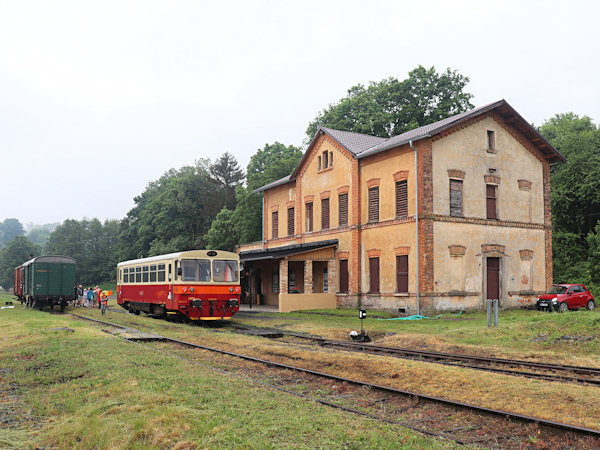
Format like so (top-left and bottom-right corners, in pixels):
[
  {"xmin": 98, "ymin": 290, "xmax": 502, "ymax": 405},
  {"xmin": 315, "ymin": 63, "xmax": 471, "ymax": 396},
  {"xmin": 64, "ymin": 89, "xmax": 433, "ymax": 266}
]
[
  {"xmin": 142, "ymin": 265, "xmax": 149, "ymax": 282},
  {"xmin": 135, "ymin": 267, "xmax": 141, "ymax": 283},
  {"xmin": 158, "ymin": 264, "xmax": 166, "ymax": 282},
  {"xmin": 150, "ymin": 264, "xmax": 157, "ymax": 282},
  {"xmin": 123, "ymin": 268, "xmax": 128, "ymax": 283}
]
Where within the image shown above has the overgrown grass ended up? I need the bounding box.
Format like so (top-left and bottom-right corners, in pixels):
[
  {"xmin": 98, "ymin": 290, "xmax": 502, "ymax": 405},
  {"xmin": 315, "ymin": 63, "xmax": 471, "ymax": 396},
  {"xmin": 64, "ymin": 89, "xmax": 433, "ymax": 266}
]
[{"xmin": 0, "ymin": 306, "xmax": 453, "ymax": 449}]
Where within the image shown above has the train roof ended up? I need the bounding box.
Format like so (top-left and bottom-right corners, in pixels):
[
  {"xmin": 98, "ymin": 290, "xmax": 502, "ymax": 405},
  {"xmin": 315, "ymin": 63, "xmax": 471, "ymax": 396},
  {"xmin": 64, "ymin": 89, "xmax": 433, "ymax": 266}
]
[
  {"xmin": 20, "ymin": 255, "xmax": 76, "ymax": 268},
  {"xmin": 117, "ymin": 249, "xmax": 239, "ymax": 267}
]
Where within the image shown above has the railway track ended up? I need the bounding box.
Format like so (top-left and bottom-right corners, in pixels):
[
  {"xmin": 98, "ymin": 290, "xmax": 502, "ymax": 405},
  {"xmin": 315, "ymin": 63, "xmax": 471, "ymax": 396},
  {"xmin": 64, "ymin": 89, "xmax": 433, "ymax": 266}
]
[
  {"xmin": 70, "ymin": 313, "xmax": 600, "ymax": 447},
  {"xmin": 228, "ymin": 323, "xmax": 600, "ymax": 387}
]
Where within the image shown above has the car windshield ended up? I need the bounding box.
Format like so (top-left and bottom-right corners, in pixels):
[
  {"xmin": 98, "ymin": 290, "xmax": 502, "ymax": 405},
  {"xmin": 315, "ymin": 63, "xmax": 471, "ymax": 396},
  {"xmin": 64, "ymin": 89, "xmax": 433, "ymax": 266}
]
[
  {"xmin": 181, "ymin": 259, "xmax": 211, "ymax": 282},
  {"xmin": 546, "ymin": 285, "xmax": 568, "ymax": 295},
  {"xmin": 212, "ymin": 260, "xmax": 239, "ymax": 282}
]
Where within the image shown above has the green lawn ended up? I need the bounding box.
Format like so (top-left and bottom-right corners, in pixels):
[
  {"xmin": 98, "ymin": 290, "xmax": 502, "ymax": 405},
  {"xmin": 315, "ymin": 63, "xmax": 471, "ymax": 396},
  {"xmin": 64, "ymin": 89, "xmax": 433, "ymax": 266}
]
[{"xmin": 0, "ymin": 301, "xmax": 454, "ymax": 449}]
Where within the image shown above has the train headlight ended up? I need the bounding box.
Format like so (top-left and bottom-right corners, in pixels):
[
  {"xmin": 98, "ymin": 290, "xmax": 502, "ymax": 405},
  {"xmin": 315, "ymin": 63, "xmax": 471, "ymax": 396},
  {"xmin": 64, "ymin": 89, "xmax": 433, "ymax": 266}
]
[{"xmin": 228, "ymin": 299, "xmax": 238, "ymax": 308}]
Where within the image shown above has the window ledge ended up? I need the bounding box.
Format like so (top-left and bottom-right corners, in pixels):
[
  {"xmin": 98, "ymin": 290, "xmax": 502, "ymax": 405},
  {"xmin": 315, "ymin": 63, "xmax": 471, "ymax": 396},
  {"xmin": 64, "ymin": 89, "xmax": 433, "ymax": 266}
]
[
  {"xmin": 317, "ymin": 166, "xmax": 334, "ymax": 174},
  {"xmin": 486, "ymin": 149, "xmax": 497, "ymax": 154},
  {"xmin": 394, "ymin": 293, "xmax": 409, "ymax": 297}
]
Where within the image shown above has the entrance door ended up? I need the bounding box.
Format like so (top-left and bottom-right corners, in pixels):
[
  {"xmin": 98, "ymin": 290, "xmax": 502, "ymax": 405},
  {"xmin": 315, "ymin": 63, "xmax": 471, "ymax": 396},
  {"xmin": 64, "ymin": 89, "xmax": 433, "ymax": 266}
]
[{"xmin": 487, "ymin": 257, "xmax": 500, "ymax": 302}]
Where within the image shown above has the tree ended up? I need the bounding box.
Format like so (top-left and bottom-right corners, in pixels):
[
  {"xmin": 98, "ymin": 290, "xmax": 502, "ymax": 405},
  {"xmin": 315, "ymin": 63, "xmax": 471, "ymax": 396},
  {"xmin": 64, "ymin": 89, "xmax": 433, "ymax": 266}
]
[
  {"xmin": 210, "ymin": 152, "xmax": 245, "ymax": 211},
  {"xmin": 306, "ymin": 66, "xmax": 474, "ymax": 141},
  {"xmin": 119, "ymin": 159, "xmax": 226, "ymax": 260},
  {"xmin": 0, "ymin": 218, "xmax": 25, "ymax": 247},
  {"xmin": 204, "ymin": 208, "xmax": 238, "ymax": 252},
  {"xmin": 0, "ymin": 236, "xmax": 40, "ymax": 289},
  {"xmin": 538, "ymin": 113, "xmax": 600, "ymax": 288}
]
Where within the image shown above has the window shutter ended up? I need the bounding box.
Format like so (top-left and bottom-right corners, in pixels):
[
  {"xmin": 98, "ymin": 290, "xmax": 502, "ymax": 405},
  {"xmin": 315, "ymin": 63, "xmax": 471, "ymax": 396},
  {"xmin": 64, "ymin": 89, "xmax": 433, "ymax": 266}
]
[
  {"xmin": 321, "ymin": 198, "xmax": 330, "ymax": 229},
  {"xmin": 368, "ymin": 187, "xmax": 379, "ymax": 223},
  {"xmin": 449, "ymin": 180, "xmax": 463, "ymax": 217},
  {"xmin": 271, "ymin": 211, "xmax": 278, "ymax": 239},
  {"xmin": 338, "ymin": 193, "xmax": 348, "ymax": 227},
  {"xmin": 369, "ymin": 257, "xmax": 380, "ymax": 293},
  {"xmin": 339, "ymin": 260, "xmax": 349, "ymax": 293},
  {"xmin": 396, "ymin": 255, "xmax": 408, "ymax": 293},
  {"xmin": 486, "ymin": 185, "xmax": 497, "ymax": 219},
  {"xmin": 287, "ymin": 207, "xmax": 294, "ymax": 236},
  {"xmin": 396, "ymin": 180, "xmax": 408, "ymax": 218}
]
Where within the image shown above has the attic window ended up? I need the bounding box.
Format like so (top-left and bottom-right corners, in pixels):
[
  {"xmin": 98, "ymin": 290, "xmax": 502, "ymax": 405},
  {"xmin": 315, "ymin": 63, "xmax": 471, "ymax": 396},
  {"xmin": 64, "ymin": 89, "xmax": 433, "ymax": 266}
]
[
  {"xmin": 487, "ymin": 130, "xmax": 496, "ymax": 153},
  {"xmin": 318, "ymin": 156, "xmax": 322, "ymax": 170},
  {"xmin": 323, "ymin": 151, "xmax": 329, "ymax": 168}
]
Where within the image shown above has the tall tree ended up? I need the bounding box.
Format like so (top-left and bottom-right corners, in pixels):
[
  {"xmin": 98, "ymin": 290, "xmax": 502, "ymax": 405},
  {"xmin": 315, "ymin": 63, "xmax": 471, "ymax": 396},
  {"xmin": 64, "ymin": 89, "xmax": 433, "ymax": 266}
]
[
  {"xmin": 538, "ymin": 113, "xmax": 600, "ymax": 287},
  {"xmin": 210, "ymin": 152, "xmax": 245, "ymax": 211},
  {"xmin": 0, "ymin": 218, "xmax": 25, "ymax": 247},
  {"xmin": 0, "ymin": 236, "xmax": 40, "ymax": 289},
  {"xmin": 306, "ymin": 66, "xmax": 474, "ymax": 140}
]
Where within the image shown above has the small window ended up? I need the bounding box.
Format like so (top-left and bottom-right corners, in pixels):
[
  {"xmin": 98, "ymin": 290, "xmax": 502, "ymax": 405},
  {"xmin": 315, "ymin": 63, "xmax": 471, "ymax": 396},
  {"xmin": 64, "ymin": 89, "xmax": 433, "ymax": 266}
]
[
  {"xmin": 272, "ymin": 211, "xmax": 278, "ymax": 239},
  {"xmin": 142, "ymin": 265, "xmax": 149, "ymax": 282},
  {"xmin": 339, "ymin": 193, "xmax": 348, "ymax": 227},
  {"xmin": 329, "ymin": 152, "xmax": 333, "ymax": 167},
  {"xmin": 486, "ymin": 184, "xmax": 497, "ymax": 219},
  {"xmin": 123, "ymin": 268, "xmax": 128, "ymax": 284},
  {"xmin": 487, "ymin": 130, "xmax": 495, "ymax": 151},
  {"xmin": 287, "ymin": 207, "xmax": 295, "ymax": 236},
  {"xmin": 135, "ymin": 266, "xmax": 141, "ymax": 283},
  {"xmin": 323, "ymin": 151, "xmax": 329, "ymax": 168},
  {"xmin": 318, "ymin": 156, "xmax": 322, "ymax": 170},
  {"xmin": 450, "ymin": 180, "xmax": 463, "ymax": 217},
  {"xmin": 158, "ymin": 263, "xmax": 166, "ymax": 282},
  {"xmin": 368, "ymin": 187, "xmax": 379, "ymax": 223},
  {"xmin": 306, "ymin": 202, "xmax": 313, "ymax": 232},
  {"xmin": 321, "ymin": 198, "xmax": 330, "ymax": 230}
]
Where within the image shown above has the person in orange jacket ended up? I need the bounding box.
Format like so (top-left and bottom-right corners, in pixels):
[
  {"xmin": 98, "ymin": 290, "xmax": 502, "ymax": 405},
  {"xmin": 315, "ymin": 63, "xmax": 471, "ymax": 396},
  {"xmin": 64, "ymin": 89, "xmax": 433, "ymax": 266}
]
[{"xmin": 100, "ymin": 291, "xmax": 108, "ymax": 316}]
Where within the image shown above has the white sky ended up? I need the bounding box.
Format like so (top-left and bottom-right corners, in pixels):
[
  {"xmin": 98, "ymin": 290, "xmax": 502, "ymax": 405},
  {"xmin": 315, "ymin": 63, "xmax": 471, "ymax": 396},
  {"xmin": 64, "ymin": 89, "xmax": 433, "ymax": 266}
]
[{"xmin": 1, "ymin": 0, "xmax": 599, "ymax": 225}]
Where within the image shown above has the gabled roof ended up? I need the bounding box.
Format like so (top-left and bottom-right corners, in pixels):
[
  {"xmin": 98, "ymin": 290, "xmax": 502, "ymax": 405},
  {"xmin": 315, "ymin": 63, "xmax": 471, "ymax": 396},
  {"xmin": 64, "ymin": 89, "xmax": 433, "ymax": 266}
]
[{"xmin": 255, "ymin": 100, "xmax": 566, "ymax": 194}]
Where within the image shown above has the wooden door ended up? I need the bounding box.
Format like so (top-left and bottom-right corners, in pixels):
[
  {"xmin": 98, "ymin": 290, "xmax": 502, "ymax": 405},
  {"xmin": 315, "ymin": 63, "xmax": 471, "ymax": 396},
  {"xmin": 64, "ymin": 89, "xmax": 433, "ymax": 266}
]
[{"xmin": 487, "ymin": 257, "xmax": 500, "ymax": 301}]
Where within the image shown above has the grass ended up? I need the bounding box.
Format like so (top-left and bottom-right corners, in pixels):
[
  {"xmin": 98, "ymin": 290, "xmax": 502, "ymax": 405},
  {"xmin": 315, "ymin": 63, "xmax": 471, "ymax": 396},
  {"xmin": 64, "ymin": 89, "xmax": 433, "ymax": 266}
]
[{"xmin": 0, "ymin": 300, "xmax": 453, "ymax": 449}]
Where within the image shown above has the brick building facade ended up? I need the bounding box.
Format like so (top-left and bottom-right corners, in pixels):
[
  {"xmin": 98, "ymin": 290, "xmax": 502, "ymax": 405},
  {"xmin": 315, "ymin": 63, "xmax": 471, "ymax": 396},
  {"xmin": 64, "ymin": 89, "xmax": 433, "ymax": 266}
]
[{"xmin": 238, "ymin": 100, "xmax": 565, "ymax": 313}]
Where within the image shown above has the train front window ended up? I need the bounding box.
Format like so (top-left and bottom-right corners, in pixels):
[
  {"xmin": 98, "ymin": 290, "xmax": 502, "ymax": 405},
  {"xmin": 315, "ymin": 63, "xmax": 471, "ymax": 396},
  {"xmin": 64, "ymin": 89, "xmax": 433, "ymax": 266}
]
[
  {"xmin": 213, "ymin": 260, "xmax": 239, "ymax": 282},
  {"xmin": 181, "ymin": 259, "xmax": 211, "ymax": 282}
]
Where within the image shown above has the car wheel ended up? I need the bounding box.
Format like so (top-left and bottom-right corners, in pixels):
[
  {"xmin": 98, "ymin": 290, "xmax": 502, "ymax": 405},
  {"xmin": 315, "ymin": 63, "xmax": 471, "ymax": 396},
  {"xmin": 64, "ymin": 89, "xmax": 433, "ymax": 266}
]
[
  {"xmin": 587, "ymin": 300, "xmax": 595, "ymax": 310},
  {"xmin": 558, "ymin": 302, "xmax": 568, "ymax": 313}
]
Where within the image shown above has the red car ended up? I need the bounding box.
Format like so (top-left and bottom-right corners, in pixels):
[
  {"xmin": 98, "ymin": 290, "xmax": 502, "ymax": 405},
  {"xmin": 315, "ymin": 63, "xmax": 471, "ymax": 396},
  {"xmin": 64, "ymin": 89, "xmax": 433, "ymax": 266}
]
[{"xmin": 537, "ymin": 284, "xmax": 595, "ymax": 312}]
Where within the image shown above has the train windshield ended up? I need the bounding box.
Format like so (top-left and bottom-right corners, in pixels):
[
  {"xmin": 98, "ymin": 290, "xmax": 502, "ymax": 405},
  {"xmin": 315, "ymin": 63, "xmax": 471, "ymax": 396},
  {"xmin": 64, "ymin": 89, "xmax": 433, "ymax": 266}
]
[
  {"xmin": 181, "ymin": 259, "xmax": 211, "ymax": 282},
  {"xmin": 212, "ymin": 260, "xmax": 239, "ymax": 282}
]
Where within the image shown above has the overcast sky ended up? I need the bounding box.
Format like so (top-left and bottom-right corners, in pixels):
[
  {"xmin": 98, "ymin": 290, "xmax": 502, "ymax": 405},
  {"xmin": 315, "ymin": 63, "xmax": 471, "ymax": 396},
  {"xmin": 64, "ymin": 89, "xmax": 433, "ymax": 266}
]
[{"xmin": 1, "ymin": 0, "xmax": 599, "ymax": 227}]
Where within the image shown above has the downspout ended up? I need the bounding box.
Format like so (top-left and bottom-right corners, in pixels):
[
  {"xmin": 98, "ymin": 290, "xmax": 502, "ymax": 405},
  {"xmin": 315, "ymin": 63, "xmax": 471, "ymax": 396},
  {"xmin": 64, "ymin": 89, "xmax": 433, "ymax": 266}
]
[
  {"xmin": 409, "ymin": 139, "xmax": 420, "ymax": 316},
  {"xmin": 262, "ymin": 194, "xmax": 265, "ymax": 250}
]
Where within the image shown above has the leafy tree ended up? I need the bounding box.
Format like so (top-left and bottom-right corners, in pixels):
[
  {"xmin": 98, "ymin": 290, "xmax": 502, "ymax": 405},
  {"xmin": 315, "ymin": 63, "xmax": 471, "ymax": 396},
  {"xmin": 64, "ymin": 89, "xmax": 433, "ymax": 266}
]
[
  {"xmin": 44, "ymin": 218, "xmax": 120, "ymax": 284},
  {"xmin": 0, "ymin": 218, "xmax": 25, "ymax": 247},
  {"xmin": 27, "ymin": 228, "xmax": 52, "ymax": 248},
  {"xmin": 0, "ymin": 236, "xmax": 40, "ymax": 289},
  {"xmin": 204, "ymin": 142, "xmax": 303, "ymax": 249},
  {"xmin": 538, "ymin": 113, "xmax": 600, "ymax": 288},
  {"xmin": 210, "ymin": 152, "xmax": 245, "ymax": 211},
  {"xmin": 306, "ymin": 66, "xmax": 474, "ymax": 140},
  {"xmin": 119, "ymin": 159, "xmax": 227, "ymax": 260},
  {"xmin": 204, "ymin": 208, "xmax": 238, "ymax": 252}
]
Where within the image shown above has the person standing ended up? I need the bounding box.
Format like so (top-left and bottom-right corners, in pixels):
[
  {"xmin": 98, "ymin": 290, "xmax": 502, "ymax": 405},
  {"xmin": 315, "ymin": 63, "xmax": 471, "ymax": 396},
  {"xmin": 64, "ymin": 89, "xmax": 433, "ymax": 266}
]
[
  {"xmin": 94, "ymin": 286, "xmax": 101, "ymax": 309},
  {"xmin": 100, "ymin": 291, "xmax": 108, "ymax": 316},
  {"xmin": 86, "ymin": 288, "xmax": 94, "ymax": 307}
]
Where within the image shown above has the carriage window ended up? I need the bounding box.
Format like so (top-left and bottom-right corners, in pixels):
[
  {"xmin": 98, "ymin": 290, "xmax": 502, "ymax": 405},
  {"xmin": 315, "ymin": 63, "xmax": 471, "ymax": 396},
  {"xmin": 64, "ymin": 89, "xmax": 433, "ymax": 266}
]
[
  {"xmin": 181, "ymin": 259, "xmax": 211, "ymax": 282},
  {"xmin": 213, "ymin": 260, "xmax": 239, "ymax": 282},
  {"xmin": 142, "ymin": 266, "xmax": 149, "ymax": 282},
  {"xmin": 150, "ymin": 264, "xmax": 157, "ymax": 282},
  {"xmin": 129, "ymin": 271, "xmax": 135, "ymax": 283},
  {"xmin": 123, "ymin": 268, "xmax": 128, "ymax": 283},
  {"xmin": 135, "ymin": 266, "xmax": 141, "ymax": 283},
  {"xmin": 158, "ymin": 264, "xmax": 166, "ymax": 282}
]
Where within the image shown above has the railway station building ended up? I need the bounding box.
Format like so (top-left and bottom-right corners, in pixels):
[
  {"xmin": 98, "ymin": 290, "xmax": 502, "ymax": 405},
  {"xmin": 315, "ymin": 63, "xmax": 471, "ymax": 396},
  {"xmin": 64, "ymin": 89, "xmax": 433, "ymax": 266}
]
[{"xmin": 237, "ymin": 100, "xmax": 565, "ymax": 313}]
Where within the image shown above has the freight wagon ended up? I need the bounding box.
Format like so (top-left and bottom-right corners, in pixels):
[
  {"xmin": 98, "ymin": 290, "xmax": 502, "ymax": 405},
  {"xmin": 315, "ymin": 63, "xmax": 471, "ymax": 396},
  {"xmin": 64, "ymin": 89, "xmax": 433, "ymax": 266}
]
[{"xmin": 14, "ymin": 256, "xmax": 76, "ymax": 311}]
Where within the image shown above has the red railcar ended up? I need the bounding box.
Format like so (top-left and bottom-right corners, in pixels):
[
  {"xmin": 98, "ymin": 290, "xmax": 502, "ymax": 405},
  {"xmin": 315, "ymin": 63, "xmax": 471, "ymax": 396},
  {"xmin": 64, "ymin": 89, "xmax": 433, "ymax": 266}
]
[
  {"xmin": 14, "ymin": 265, "xmax": 23, "ymax": 299},
  {"xmin": 117, "ymin": 250, "xmax": 240, "ymax": 320}
]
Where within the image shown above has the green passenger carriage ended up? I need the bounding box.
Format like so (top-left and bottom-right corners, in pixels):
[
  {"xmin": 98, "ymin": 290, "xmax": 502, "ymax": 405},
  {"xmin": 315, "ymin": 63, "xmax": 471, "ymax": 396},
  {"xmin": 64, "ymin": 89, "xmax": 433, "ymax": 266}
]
[{"xmin": 15, "ymin": 255, "xmax": 76, "ymax": 311}]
